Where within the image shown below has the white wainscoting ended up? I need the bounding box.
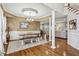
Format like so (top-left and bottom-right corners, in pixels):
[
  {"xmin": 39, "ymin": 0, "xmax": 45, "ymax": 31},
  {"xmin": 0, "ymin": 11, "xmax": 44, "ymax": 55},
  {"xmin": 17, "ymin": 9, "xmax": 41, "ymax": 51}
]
[
  {"xmin": 9, "ymin": 31, "xmax": 40, "ymax": 40},
  {"xmin": 68, "ymin": 31, "xmax": 79, "ymax": 50}
]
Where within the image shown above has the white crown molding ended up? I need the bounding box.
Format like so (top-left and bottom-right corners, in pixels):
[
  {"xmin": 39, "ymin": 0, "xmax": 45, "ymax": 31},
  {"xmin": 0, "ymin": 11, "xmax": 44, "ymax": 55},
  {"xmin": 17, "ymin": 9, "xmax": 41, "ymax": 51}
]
[{"xmin": 2, "ymin": 3, "xmax": 51, "ymax": 19}]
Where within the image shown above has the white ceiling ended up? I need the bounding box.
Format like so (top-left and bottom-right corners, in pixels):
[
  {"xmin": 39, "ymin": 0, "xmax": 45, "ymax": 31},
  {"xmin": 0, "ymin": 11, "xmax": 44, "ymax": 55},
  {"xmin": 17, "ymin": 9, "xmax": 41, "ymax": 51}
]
[
  {"xmin": 2, "ymin": 3, "xmax": 65, "ymax": 21},
  {"xmin": 3, "ymin": 3, "xmax": 52, "ymax": 19},
  {"xmin": 70, "ymin": 3, "xmax": 79, "ymax": 10},
  {"xmin": 44, "ymin": 3, "xmax": 64, "ymax": 15}
]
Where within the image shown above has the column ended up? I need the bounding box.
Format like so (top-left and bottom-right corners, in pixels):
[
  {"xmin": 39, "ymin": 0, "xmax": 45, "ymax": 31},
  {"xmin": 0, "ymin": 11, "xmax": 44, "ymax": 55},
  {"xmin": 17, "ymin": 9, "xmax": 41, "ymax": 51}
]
[
  {"xmin": 49, "ymin": 17, "xmax": 52, "ymax": 41},
  {"xmin": 51, "ymin": 10, "xmax": 56, "ymax": 48},
  {"xmin": 0, "ymin": 5, "xmax": 4, "ymax": 55},
  {"xmin": 3, "ymin": 15, "xmax": 7, "ymax": 44}
]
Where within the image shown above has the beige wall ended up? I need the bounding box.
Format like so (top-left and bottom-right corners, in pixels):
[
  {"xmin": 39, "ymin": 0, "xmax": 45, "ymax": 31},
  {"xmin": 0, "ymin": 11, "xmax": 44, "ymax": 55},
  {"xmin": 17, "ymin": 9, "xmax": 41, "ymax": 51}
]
[{"xmin": 7, "ymin": 17, "xmax": 40, "ymax": 31}]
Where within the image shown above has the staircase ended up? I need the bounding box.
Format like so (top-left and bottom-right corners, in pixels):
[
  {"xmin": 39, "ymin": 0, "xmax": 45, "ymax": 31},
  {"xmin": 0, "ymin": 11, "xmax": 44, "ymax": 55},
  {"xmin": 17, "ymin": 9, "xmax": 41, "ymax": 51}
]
[{"xmin": 65, "ymin": 3, "xmax": 79, "ymax": 15}]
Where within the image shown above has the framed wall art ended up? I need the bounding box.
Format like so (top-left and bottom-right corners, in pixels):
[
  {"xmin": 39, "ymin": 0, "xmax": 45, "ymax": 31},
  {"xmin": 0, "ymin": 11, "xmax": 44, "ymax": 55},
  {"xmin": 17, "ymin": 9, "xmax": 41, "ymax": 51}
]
[
  {"xmin": 20, "ymin": 21, "xmax": 28, "ymax": 29},
  {"xmin": 69, "ymin": 19, "xmax": 77, "ymax": 30}
]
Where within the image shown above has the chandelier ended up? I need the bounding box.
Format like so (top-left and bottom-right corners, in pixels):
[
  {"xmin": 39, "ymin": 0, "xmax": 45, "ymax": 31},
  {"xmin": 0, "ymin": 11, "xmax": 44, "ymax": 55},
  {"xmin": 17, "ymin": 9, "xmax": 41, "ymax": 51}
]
[{"xmin": 22, "ymin": 8, "xmax": 38, "ymax": 21}]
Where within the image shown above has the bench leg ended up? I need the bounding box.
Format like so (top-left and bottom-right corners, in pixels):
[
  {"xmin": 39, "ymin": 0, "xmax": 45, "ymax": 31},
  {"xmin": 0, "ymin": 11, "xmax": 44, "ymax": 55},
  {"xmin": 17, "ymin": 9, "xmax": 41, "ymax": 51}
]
[
  {"xmin": 44, "ymin": 34, "xmax": 47, "ymax": 41},
  {"xmin": 40, "ymin": 37, "xmax": 42, "ymax": 41},
  {"xmin": 21, "ymin": 40, "xmax": 24, "ymax": 45},
  {"xmin": 31, "ymin": 39, "xmax": 33, "ymax": 43},
  {"xmin": 36, "ymin": 38, "xmax": 38, "ymax": 42}
]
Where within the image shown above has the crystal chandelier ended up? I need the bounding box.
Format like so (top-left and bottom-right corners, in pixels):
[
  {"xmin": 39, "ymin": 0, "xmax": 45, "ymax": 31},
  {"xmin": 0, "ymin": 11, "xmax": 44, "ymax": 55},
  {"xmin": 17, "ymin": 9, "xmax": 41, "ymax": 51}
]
[{"xmin": 22, "ymin": 8, "xmax": 38, "ymax": 21}]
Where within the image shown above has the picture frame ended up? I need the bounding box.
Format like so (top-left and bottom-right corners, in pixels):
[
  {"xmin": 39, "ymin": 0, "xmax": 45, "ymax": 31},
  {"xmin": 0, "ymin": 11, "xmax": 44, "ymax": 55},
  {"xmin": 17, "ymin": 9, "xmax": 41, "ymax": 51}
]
[
  {"xmin": 69, "ymin": 19, "xmax": 77, "ymax": 30},
  {"xmin": 20, "ymin": 21, "xmax": 28, "ymax": 29}
]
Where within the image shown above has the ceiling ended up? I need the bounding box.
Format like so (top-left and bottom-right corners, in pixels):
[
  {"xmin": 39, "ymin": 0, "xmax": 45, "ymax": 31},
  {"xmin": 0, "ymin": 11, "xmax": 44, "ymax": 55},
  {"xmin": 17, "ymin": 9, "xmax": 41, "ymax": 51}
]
[
  {"xmin": 3, "ymin": 3, "xmax": 52, "ymax": 19},
  {"xmin": 43, "ymin": 3, "xmax": 64, "ymax": 15},
  {"xmin": 2, "ymin": 3, "xmax": 65, "ymax": 20},
  {"xmin": 70, "ymin": 3, "xmax": 79, "ymax": 10}
]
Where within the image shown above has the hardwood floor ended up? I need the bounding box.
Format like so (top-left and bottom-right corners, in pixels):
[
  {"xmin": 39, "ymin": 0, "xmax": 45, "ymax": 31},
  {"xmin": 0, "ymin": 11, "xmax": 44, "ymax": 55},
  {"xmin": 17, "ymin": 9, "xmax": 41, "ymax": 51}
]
[{"xmin": 6, "ymin": 38, "xmax": 79, "ymax": 56}]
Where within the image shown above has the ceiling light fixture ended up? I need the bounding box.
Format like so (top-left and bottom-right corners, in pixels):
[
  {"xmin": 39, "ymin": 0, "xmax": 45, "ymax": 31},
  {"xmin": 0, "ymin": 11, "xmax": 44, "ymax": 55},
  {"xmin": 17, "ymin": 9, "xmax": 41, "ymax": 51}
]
[{"xmin": 22, "ymin": 8, "xmax": 38, "ymax": 21}]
